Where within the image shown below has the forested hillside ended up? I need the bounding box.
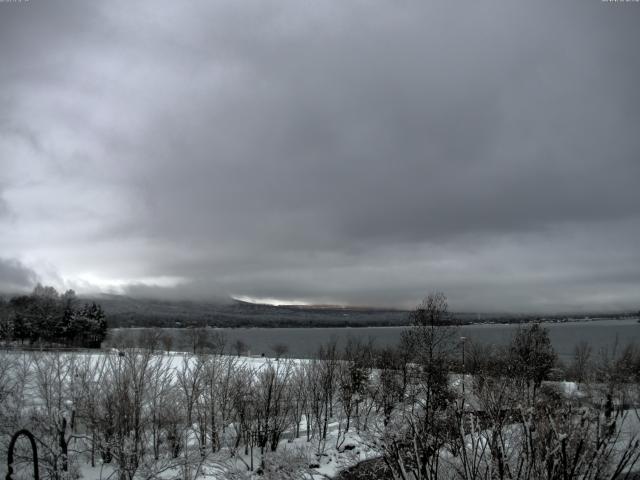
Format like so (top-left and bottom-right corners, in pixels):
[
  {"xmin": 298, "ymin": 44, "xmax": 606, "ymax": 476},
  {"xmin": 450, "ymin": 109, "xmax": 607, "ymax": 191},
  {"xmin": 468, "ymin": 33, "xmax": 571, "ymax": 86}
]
[
  {"xmin": 86, "ymin": 295, "xmax": 411, "ymax": 328},
  {"xmin": 0, "ymin": 285, "xmax": 107, "ymax": 347}
]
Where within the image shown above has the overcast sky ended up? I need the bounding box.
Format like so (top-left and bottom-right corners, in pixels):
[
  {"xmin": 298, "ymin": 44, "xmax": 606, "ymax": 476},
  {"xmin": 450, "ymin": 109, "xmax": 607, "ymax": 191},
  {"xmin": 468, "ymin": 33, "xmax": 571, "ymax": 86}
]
[{"xmin": 1, "ymin": 0, "xmax": 639, "ymax": 312}]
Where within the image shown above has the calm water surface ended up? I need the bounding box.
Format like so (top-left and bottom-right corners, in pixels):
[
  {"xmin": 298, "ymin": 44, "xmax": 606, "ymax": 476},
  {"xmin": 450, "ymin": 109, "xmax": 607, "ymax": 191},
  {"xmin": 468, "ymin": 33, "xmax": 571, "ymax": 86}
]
[{"xmin": 117, "ymin": 318, "xmax": 640, "ymax": 361}]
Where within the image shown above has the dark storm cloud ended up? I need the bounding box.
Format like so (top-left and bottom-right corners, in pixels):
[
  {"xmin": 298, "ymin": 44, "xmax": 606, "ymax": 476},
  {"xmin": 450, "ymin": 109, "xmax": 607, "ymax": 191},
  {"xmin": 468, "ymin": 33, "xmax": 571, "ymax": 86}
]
[
  {"xmin": 1, "ymin": 0, "xmax": 639, "ymax": 311},
  {"xmin": 0, "ymin": 258, "xmax": 38, "ymax": 292}
]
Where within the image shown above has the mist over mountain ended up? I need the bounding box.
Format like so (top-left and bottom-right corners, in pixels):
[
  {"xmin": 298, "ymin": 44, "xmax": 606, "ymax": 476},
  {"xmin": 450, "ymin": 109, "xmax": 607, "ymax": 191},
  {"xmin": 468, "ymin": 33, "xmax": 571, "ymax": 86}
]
[
  {"xmin": 83, "ymin": 294, "xmax": 409, "ymax": 328},
  {"xmin": 77, "ymin": 294, "xmax": 637, "ymax": 329}
]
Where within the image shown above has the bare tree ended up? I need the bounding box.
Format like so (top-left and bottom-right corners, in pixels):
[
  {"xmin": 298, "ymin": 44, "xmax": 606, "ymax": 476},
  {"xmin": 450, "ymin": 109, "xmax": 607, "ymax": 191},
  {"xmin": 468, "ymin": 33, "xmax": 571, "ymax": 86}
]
[
  {"xmin": 509, "ymin": 323, "xmax": 557, "ymax": 404},
  {"xmin": 304, "ymin": 359, "xmax": 331, "ymax": 452},
  {"xmin": 336, "ymin": 338, "xmax": 372, "ymax": 446},
  {"xmin": 373, "ymin": 347, "xmax": 405, "ymax": 427},
  {"xmin": 569, "ymin": 340, "xmax": 592, "ymax": 385},
  {"xmin": 30, "ymin": 352, "xmax": 79, "ymax": 479},
  {"xmin": 99, "ymin": 349, "xmax": 156, "ymax": 480},
  {"xmin": 144, "ymin": 354, "xmax": 175, "ymax": 461},
  {"xmin": 271, "ymin": 343, "xmax": 290, "ymax": 360},
  {"xmin": 232, "ymin": 339, "xmax": 248, "ymax": 357},
  {"xmin": 161, "ymin": 332, "xmax": 174, "ymax": 352},
  {"xmin": 201, "ymin": 354, "xmax": 242, "ymax": 452},
  {"xmin": 140, "ymin": 327, "xmax": 163, "ymax": 353},
  {"xmin": 188, "ymin": 327, "xmax": 227, "ymax": 355},
  {"xmin": 453, "ymin": 371, "xmax": 640, "ymax": 480},
  {"xmin": 289, "ymin": 364, "xmax": 308, "ymax": 440},
  {"xmin": 253, "ymin": 359, "xmax": 295, "ymax": 453},
  {"xmin": 317, "ymin": 339, "xmax": 339, "ymax": 420},
  {"xmin": 377, "ymin": 292, "xmax": 458, "ymax": 480},
  {"xmin": 74, "ymin": 353, "xmax": 109, "ymax": 467}
]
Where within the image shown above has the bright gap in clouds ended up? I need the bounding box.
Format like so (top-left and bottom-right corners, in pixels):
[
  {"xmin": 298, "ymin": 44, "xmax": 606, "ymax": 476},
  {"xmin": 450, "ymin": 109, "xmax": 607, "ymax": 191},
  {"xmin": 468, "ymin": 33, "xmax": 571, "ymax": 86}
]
[
  {"xmin": 70, "ymin": 274, "xmax": 188, "ymax": 295},
  {"xmin": 232, "ymin": 295, "xmax": 313, "ymax": 307}
]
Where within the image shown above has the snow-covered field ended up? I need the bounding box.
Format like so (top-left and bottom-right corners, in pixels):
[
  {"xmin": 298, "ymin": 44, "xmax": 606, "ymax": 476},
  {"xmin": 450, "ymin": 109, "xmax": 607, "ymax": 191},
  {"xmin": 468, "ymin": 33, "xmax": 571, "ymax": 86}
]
[
  {"xmin": 3, "ymin": 347, "xmax": 640, "ymax": 480},
  {"xmin": 0, "ymin": 349, "xmax": 383, "ymax": 480}
]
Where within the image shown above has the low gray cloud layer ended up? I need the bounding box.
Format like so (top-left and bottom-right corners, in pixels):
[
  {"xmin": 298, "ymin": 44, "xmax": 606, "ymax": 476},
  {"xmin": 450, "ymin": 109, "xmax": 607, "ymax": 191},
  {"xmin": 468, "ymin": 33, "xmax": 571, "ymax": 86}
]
[
  {"xmin": 0, "ymin": 257, "xmax": 39, "ymax": 293},
  {"xmin": 1, "ymin": 0, "xmax": 639, "ymax": 312}
]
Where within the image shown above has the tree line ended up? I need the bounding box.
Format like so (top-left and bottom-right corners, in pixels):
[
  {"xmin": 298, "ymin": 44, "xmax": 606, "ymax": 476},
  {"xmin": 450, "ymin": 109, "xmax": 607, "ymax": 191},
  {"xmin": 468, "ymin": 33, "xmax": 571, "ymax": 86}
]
[
  {"xmin": 1, "ymin": 293, "xmax": 640, "ymax": 480},
  {"xmin": 0, "ymin": 284, "xmax": 108, "ymax": 348}
]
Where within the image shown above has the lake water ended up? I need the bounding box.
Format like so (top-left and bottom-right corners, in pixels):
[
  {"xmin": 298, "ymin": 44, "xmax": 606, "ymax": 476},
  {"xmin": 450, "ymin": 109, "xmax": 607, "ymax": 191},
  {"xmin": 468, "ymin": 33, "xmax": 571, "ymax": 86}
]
[{"xmin": 114, "ymin": 318, "xmax": 640, "ymax": 362}]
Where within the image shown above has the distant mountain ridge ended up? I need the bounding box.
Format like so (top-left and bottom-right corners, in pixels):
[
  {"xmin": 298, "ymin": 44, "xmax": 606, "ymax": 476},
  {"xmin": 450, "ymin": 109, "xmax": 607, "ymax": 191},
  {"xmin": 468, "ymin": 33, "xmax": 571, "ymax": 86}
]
[
  {"xmin": 84, "ymin": 294, "xmax": 412, "ymax": 328},
  {"xmin": 3, "ymin": 291, "xmax": 634, "ymax": 328},
  {"xmin": 79, "ymin": 294, "xmax": 638, "ymax": 329}
]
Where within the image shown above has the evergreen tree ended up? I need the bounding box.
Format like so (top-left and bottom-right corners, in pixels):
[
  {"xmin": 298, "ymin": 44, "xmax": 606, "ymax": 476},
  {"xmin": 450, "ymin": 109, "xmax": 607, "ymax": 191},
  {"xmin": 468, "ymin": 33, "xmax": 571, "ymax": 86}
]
[
  {"xmin": 5, "ymin": 286, "xmax": 107, "ymax": 348},
  {"xmin": 12, "ymin": 314, "xmax": 31, "ymax": 344},
  {"xmin": 72, "ymin": 302, "xmax": 108, "ymax": 347}
]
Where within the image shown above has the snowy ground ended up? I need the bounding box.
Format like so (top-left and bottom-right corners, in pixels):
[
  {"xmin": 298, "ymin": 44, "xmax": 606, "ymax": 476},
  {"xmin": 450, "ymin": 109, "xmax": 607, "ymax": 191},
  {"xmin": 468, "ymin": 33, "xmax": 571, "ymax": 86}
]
[
  {"xmin": 3, "ymin": 348, "xmax": 640, "ymax": 479},
  {"xmin": 0, "ymin": 349, "xmax": 378, "ymax": 480}
]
